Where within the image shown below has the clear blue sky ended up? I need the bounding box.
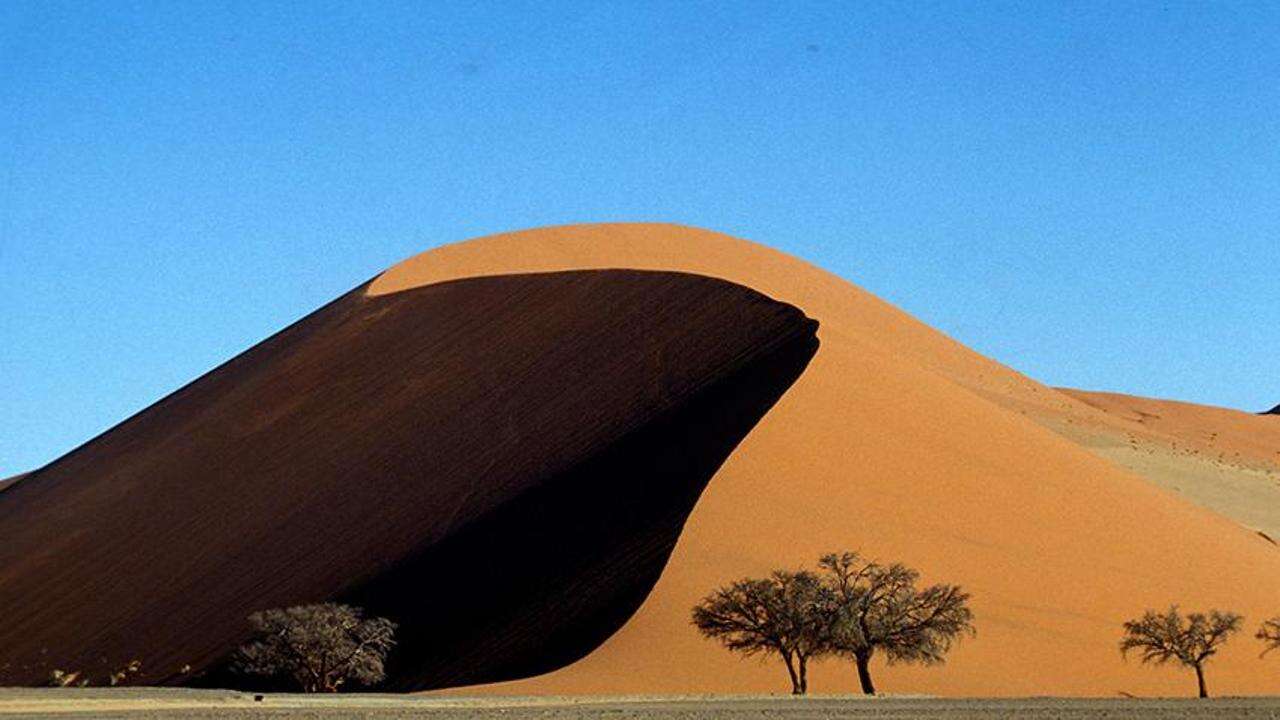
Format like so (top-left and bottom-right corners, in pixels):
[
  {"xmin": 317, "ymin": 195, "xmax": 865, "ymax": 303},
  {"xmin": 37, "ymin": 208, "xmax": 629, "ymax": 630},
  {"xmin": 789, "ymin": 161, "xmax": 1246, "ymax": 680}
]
[{"xmin": 3, "ymin": 2, "xmax": 1278, "ymax": 477}]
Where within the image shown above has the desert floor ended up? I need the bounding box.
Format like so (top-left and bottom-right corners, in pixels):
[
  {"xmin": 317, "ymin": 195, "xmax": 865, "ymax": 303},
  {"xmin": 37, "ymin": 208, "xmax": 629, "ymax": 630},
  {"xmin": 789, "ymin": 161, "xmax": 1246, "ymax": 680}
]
[{"xmin": 5, "ymin": 690, "xmax": 1280, "ymax": 719}]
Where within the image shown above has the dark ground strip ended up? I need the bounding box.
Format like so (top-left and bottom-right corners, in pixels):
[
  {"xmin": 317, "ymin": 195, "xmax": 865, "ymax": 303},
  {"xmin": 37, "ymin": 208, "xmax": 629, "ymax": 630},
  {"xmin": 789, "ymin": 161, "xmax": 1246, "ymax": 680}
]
[{"xmin": 7, "ymin": 692, "xmax": 1280, "ymax": 720}]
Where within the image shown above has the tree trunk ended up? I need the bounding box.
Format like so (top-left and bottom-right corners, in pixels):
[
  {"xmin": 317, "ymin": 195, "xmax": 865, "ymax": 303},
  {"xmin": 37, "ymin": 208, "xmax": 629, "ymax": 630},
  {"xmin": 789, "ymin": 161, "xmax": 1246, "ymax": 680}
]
[
  {"xmin": 855, "ymin": 651, "xmax": 876, "ymax": 695},
  {"xmin": 797, "ymin": 654, "xmax": 809, "ymax": 695},
  {"xmin": 782, "ymin": 651, "xmax": 802, "ymax": 695},
  {"xmin": 1194, "ymin": 663, "xmax": 1208, "ymax": 698}
]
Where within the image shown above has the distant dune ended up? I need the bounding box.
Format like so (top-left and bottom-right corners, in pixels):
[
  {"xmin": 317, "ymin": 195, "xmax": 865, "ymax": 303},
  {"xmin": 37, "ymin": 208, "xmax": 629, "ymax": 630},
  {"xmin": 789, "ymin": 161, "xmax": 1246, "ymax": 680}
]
[
  {"xmin": 5, "ymin": 223, "xmax": 1279, "ymax": 698},
  {"xmin": 1046, "ymin": 389, "xmax": 1280, "ymax": 540}
]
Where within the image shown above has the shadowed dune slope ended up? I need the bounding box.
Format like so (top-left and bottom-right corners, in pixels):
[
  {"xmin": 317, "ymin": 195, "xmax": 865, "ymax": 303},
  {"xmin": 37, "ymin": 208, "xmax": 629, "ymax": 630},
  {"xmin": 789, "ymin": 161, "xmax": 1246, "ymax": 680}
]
[
  {"xmin": 0, "ymin": 270, "xmax": 818, "ymax": 689},
  {"xmin": 372, "ymin": 224, "xmax": 1280, "ymax": 697}
]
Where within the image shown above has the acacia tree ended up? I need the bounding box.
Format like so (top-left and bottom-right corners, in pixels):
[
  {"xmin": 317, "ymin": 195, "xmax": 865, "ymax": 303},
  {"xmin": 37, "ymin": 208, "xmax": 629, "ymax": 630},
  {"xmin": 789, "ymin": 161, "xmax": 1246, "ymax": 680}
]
[
  {"xmin": 1120, "ymin": 606, "xmax": 1242, "ymax": 698},
  {"xmin": 691, "ymin": 570, "xmax": 828, "ymax": 694},
  {"xmin": 1257, "ymin": 616, "xmax": 1280, "ymax": 656},
  {"xmin": 234, "ymin": 603, "xmax": 397, "ymax": 693},
  {"xmin": 818, "ymin": 552, "xmax": 974, "ymax": 695}
]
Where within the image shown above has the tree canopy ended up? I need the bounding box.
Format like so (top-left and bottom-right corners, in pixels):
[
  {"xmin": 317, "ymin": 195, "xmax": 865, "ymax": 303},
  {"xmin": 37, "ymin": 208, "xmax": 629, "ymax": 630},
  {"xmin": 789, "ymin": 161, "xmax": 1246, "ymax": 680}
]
[
  {"xmin": 817, "ymin": 552, "xmax": 974, "ymax": 694},
  {"xmin": 1120, "ymin": 606, "xmax": 1242, "ymax": 698},
  {"xmin": 692, "ymin": 552, "xmax": 974, "ymax": 695},
  {"xmin": 234, "ymin": 603, "xmax": 397, "ymax": 693},
  {"xmin": 691, "ymin": 570, "xmax": 827, "ymax": 694},
  {"xmin": 1257, "ymin": 616, "xmax": 1280, "ymax": 657}
]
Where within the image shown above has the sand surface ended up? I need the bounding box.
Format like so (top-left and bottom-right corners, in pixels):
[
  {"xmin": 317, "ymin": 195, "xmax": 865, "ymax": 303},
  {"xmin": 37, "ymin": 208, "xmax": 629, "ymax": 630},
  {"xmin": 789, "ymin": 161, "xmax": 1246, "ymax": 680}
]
[
  {"xmin": 1045, "ymin": 390, "xmax": 1280, "ymax": 538},
  {"xmin": 371, "ymin": 223, "xmax": 1280, "ymax": 697},
  {"xmin": 4, "ymin": 690, "xmax": 1280, "ymax": 719}
]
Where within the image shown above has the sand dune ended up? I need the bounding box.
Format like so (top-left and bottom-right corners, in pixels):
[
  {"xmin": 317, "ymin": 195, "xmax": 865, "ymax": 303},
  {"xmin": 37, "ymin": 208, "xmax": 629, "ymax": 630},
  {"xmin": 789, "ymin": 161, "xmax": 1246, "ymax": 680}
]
[
  {"xmin": 0, "ymin": 269, "xmax": 815, "ymax": 689},
  {"xmin": 370, "ymin": 224, "xmax": 1280, "ymax": 697},
  {"xmin": 7, "ymin": 223, "xmax": 1279, "ymax": 698}
]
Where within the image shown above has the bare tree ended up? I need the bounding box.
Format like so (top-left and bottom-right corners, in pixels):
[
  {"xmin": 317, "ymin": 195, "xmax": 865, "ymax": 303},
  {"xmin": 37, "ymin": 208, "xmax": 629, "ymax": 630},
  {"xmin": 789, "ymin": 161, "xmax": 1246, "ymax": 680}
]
[
  {"xmin": 818, "ymin": 552, "xmax": 974, "ymax": 695},
  {"xmin": 1257, "ymin": 616, "xmax": 1280, "ymax": 657},
  {"xmin": 1120, "ymin": 606, "xmax": 1241, "ymax": 698},
  {"xmin": 691, "ymin": 571, "xmax": 828, "ymax": 694},
  {"xmin": 234, "ymin": 603, "xmax": 397, "ymax": 693}
]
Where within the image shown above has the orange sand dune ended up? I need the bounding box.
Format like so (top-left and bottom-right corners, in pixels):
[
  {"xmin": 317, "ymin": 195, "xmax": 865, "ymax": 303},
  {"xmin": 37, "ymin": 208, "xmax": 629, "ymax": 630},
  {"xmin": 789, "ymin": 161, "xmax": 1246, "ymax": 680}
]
[{"xmin": 373, "ymin": 224, "xmax": 1280, "ymax": 697}]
